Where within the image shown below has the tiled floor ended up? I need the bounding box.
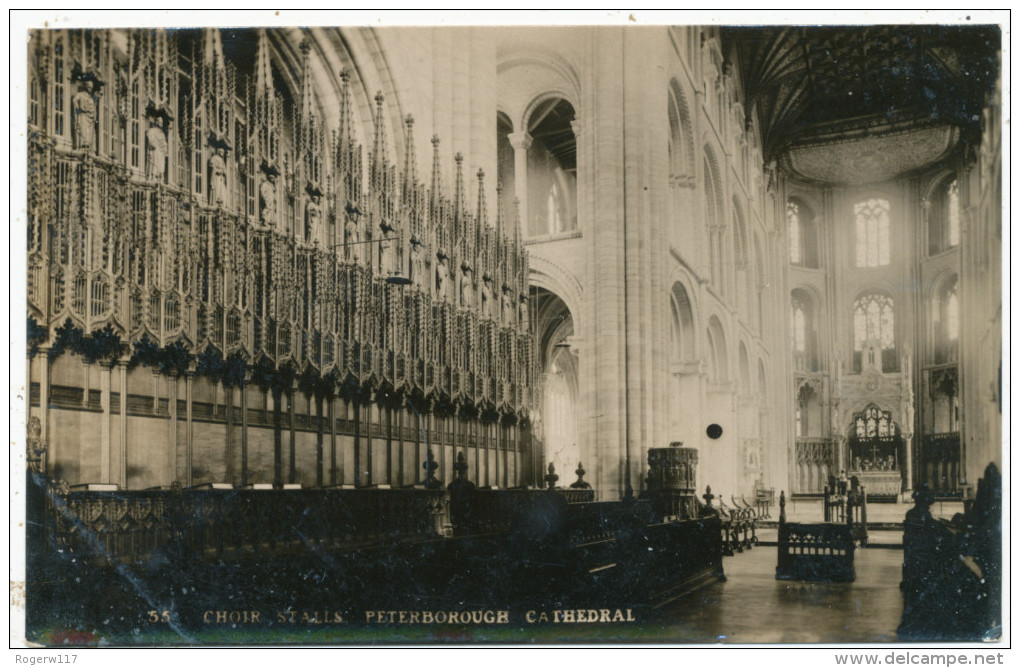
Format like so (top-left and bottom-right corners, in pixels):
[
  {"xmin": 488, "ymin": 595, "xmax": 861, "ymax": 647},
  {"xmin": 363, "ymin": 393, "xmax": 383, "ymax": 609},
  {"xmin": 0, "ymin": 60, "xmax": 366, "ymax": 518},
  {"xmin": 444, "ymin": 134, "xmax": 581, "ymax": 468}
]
[{"xmin": 650, "ymin": 545, "xmax": 905, "ymax": 644}]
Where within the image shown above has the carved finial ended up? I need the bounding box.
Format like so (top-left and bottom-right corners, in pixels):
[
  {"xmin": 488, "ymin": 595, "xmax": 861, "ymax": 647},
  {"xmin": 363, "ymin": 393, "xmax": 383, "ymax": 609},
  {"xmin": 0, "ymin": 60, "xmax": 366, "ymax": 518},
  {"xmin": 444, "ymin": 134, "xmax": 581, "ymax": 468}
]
[
  {"xmin": 703, "ymin": 485, "xmax": 715, "ymax": 507},
  {"xmin": 544, "ymin": 462, "xmax": 559, "ymax": 490},
  {"xmin": 453, "ymin": 451, "xmax": 469, "ymax": 478},
  {"xmin": 779, "ymin": 490, "xmax": 787, "ymax": 524},
  {"xmin": 570, "ymin": 461, "xmax": 591, "ymax": 489},
  {"xmin": 374, "ymin": 90, "xmax": 385, "ymax": 107},
  {"xmin": 447, "ymin": 451, "xmax": 475, "ymax": 492},
  {"xmin": 422, "ymin": 450, "xmax": 440, "ymax": 489}
]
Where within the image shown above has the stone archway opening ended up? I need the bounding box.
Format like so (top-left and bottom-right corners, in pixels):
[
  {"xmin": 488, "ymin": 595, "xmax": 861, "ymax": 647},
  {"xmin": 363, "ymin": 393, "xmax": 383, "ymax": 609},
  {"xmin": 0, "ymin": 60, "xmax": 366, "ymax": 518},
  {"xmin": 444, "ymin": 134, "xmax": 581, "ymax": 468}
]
[{"xmin": 528, "ymin": 285, "xmax": 578, "ymax": 487}]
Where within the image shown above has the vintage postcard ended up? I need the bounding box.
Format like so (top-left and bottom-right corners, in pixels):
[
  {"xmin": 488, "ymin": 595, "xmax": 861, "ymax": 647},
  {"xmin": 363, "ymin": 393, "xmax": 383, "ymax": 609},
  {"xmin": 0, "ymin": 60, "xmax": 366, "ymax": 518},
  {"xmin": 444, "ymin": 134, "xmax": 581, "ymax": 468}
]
[{"xmin": 10, "ymin": 9, "xmax": 1007, "ymax": 653}]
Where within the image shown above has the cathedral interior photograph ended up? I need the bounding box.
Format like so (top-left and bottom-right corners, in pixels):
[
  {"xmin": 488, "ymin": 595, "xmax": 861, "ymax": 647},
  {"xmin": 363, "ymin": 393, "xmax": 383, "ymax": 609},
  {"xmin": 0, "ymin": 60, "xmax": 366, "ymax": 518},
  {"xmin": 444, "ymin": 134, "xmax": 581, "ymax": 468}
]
[{"xmin": 16, "ymin": 13, "xmax": 1004, "ymax": 647}]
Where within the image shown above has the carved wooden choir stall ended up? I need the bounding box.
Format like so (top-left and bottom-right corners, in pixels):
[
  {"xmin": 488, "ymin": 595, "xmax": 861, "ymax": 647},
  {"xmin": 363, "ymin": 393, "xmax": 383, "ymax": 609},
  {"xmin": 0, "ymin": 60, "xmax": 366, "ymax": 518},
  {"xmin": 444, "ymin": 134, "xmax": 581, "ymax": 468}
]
[{"xmin": 898, "ymin": 463, "xmax": 1001, "ymax": 641}]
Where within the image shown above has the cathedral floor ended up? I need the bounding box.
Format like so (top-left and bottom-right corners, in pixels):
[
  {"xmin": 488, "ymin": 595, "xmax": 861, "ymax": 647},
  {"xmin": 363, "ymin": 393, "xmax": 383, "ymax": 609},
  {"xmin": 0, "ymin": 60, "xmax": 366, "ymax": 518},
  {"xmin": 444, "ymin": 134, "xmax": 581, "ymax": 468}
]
[{"xmin": 652, "ymin": 545, "xmax": 904, "ymax": 644}]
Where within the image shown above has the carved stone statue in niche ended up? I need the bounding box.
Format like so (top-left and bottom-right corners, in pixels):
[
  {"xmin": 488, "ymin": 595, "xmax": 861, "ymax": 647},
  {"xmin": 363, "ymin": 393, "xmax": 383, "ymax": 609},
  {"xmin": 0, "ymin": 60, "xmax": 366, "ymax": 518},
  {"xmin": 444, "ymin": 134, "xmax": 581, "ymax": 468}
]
[
  {"xmin": 480, "ymin": 276, "xmax": 493, "ymax": 318},
  {"xmin": 435, "ymin": 252, "xmax": 449, "ymax": 299},
  {"xmin": 209, "ymin": 147, "xmax": 228, "ymax": 206},
  {"xmin": 410, "ymin": 236, "xmax": 424, "ymax": 286},
  {"xmin": 72, "ymin": 79, "xmax": 97, "ymax": 150},
  {"xmin": 460, "ymin": 266, "xmax": 474, "ymax": 308},
  {"xmin": 259, "ymin": 173, "xmax": 277, "ymax": 226},
  {"xmin": 502, "ymin": 286, "xmax": 514, "ymax": 325},
  {"xmin": 518, "ymin": 293, "xmax": 529, "ymax": 328},
  {"xmin": 378, "ymin": 219, "xmax": 396, "ymax": 275},
  {"xmin": 145, "ymin": 119, "xmax": 168, "ymax": 181},
  {"xmin": 305, "ymin": 195, "xmax": 321, "ymax": 244},
  {"xmin": 345, "ymin": 208, "xmax": 361, "ymax": 263}
]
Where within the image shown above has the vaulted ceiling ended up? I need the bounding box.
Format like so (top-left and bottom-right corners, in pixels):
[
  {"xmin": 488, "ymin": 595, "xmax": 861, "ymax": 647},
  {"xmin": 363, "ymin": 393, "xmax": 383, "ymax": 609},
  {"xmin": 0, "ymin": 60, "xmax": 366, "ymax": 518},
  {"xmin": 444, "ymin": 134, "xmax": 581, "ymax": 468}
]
[{"xmin": 723, "ymin": 25, "xmax": 1000, "ymax": 166}]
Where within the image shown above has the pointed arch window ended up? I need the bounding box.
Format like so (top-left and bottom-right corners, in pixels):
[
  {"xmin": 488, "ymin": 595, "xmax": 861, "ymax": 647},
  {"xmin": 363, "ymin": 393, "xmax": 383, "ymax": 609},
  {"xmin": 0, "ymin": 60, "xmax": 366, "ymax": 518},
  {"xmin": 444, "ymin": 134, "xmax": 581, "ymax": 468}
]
[
  {"xmin": 934, "ymin": 275, "xmax": 960, "ymax": 364},
  {"xmin": 854, "ymin": 197, "xmax": 891, "ymax": 267},
  {"xmin": 791, "ymin": 290, "xmax": 818, "ymax": 372},
  {"xmin": 853, "ymin": 292, "xmax": 896, "ymax": 372}
]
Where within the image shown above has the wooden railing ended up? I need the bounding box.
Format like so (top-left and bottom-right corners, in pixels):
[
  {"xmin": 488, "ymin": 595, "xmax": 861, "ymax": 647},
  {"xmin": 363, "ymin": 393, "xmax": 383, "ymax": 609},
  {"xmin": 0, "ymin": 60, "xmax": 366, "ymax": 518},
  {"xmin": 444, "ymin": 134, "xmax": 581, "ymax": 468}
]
[
  {"xmin": 775, "ymin": 491, "xmax": 855, "ymax": 583},
  {"xmin": 899, "ymin": 463, "xmax": 1001, "ymax": 641},
  {"xmin": 43, "ymin": 482, "xmax": 448, "ymax": 562},
  {"xmin": 28, "ymin": 464, "xmax": 725, "ymax": 633},
  {"xmin": 823, "ymin": 477, "xmax": 868, "ymax": 546}
]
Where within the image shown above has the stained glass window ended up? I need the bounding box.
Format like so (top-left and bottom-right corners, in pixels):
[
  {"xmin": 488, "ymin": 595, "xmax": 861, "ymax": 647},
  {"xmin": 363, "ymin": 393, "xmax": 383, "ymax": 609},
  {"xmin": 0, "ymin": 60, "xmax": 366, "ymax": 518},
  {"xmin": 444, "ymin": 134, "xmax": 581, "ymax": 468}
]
[{"xmin": 854, "ymin": 198, "xmax": 891, "ymax": 267}]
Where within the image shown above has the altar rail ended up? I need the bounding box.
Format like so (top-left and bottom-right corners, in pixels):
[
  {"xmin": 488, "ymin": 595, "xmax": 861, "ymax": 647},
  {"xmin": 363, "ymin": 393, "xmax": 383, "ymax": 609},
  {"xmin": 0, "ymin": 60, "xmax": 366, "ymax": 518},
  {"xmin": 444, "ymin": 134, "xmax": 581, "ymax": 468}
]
[{"xmin": 898, "ymin": 463, "xmax": 1001, "ymax": 641}]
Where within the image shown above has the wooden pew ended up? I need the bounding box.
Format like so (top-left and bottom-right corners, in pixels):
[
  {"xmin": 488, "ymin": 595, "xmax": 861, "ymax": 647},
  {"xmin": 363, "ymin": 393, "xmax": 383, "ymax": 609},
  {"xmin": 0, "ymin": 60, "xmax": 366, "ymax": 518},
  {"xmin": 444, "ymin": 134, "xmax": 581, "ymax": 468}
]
[
  {"xmin": 775, "ymin": 491, "xmax": 856, "ymax": 582},
  {"xmin": 898, "ymin": 463, "xmax": 1001, "ymax": 641}
]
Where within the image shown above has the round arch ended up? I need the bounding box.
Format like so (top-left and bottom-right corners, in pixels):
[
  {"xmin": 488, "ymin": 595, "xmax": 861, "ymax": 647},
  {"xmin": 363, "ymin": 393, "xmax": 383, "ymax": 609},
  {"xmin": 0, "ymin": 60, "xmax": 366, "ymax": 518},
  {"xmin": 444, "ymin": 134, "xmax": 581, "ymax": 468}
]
[{"xmin": 706, "ymin": 314, "xmax": 729, "ymax": 383}]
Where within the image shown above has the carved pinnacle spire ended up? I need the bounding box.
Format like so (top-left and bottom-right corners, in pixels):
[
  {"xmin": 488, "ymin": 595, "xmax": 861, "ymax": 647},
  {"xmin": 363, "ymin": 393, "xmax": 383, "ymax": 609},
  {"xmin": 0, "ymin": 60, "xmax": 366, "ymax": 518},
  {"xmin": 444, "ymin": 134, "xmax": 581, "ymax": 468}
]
[
  {"xmin": 403, "ymin": 114, "xmax": 416, "ymax": 203},
  {"xmin": 430, "ymin": 135, "xmax": 442, "ymax": 216},
  {"xmin": 495, "ymin": 180, "xmax": 505, "ymax": 240},
  {"xmin": 255, "ymin": 28, "xmax": 273, "ymax": 92},
  {"xmin": 372, "ymin": 91, "xmax": 386, "ymax": 187},
  {"xmin": 476, "ymin": 168, "xmax": 488, "ymax": 231},
  {"xmin": 453, "ymin": 152, "xmax": 466, "ymax": 222}
]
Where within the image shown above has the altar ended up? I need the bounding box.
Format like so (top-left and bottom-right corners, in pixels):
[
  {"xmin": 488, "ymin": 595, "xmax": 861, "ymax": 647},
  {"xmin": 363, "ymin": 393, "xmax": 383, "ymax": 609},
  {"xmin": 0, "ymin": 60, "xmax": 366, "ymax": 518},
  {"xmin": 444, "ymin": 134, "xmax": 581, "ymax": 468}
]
[
  {"xmin": 848, "ymin": 406, "xmax": 904, "ymax": 502},
  {"xmin": 852, "ymin": 470, "xmax": 902, "ymax": 500}
]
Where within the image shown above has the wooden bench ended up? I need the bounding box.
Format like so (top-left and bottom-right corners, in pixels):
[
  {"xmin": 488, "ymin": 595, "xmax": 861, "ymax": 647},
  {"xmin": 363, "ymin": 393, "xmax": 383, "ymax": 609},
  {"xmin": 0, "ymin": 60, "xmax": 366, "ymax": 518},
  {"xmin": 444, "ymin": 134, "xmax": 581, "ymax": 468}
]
[{"xmin": 775, "ymin": 491, "xmax": 855, "ymax": 582}]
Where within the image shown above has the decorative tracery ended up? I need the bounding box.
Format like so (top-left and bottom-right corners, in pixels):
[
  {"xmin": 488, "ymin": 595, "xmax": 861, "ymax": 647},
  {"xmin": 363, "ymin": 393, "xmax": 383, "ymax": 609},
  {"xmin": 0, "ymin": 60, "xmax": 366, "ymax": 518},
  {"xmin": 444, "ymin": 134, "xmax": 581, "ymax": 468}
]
[{"xmin": 28, "ymin": 27, "xmax": 535, "ymax": 426}]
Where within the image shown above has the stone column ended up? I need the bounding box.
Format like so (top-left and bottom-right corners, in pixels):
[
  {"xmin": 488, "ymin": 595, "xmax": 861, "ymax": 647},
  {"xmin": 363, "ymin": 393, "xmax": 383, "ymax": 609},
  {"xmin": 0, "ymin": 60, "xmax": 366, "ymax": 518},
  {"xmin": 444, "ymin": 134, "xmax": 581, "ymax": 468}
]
[
  {"xmin": 507, "ymin": 131, "xmax": 533, "ymax": 231},
  {"xmin": 115, "ymin": 359, "xmax": 128, "ymax": 488},
  {"xmin": 185, "ymin": 371, "xmax": 194, "ymax": 487},
  {"xmin": 903, "ymin": 431, "xmax": 914, "ymax": 496},
  {"xmin": 100, "ymin": 362, "xmax": 112, "ymax": 483},
  {"xmin": 37, "ymin": 346, "xmax": 51, "ymax": 476},
  {"xmin": 167, "ymin": 375, "xmax": 178, "ymax": 485}
]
